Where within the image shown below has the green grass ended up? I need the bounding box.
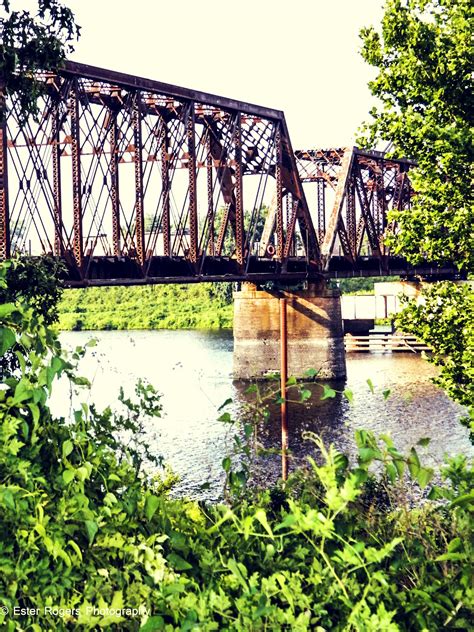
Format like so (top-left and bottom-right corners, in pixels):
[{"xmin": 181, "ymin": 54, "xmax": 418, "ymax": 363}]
[{"xmin": 58, "ymin": 284, "xmax": 233, "ymax": 331}]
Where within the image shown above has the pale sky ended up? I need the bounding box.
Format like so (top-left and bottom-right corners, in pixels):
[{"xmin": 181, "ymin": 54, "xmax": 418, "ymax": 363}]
[{"xmin": 11, "ymin": 0, "xmax": 385, "ymax": 150}]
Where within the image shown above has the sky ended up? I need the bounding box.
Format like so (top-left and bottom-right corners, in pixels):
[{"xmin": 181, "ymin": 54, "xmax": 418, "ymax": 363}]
[{"xmin": 10, "ymin": 0, "xmax": 385, "ymax": 150}]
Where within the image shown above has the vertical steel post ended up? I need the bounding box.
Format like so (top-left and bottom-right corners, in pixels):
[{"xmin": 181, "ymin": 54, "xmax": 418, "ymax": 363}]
[
  {"xmin": 206, "ymin": 137, "xmax": 215, "ymax": 256},
  {"xmin": 187, "ymin": 104, "xmax": 198, "ymax": 263},
  {"xmin": 161, "ymin": 127, "xmax": 170, "ymax": 256},
  {"xmin": 275, "ymin": 125, "xmax": 283, "ymax": 259},
  {"xmin": 317, "ymin": 178, "xmax": 326, "ymax": 244},
  {"xmin": 0, "ymin": 119, "xmax": 10, "ymax": 260},
  {"xmin": 132, "ymin": 95, "xmax": 145, "ymax": 265},
  {"xmin": 110, "ymin": 112, "xmax": 120, "ymax": 256},
  {"xmin": 377, "ymin": 159, "xmax": 386, "ymax": 255},
  {"xmin": 70, "ymin": 80, "xmax": 83, "ymax": 268},
  {"xmin": 52, "ymin": 101, "xmax": 63, "ymax": 256},
  {"xmin": 285, "ymin": 192, "xmax": 292, "ymax": 256},
  {"xmin": 280, "ymin": 297, "xmax": 288, "ymax": 481},
  {"xmin": 346, "ymin": 176, "xmax": 356, "ymax": 258},
  {"xmin": 234, "ymin": 114, "xmax": 244, "ymax": 266}
]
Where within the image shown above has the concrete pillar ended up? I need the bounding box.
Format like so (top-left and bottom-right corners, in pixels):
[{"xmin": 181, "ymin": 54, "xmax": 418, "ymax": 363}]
[{"xmin": 233, "ymin": 282, "xmax": 346, "ymax": 380}]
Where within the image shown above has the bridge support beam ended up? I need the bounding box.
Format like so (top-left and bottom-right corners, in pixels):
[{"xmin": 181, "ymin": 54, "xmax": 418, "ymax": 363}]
[{"xmin": 233, "ymin": 282, "xmax": 346, "ymax": 380}]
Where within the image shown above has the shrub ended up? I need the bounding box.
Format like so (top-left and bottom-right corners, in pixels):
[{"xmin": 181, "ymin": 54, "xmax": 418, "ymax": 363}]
[{"xmin": 0, "ymin": 262, "xmax": 472, "ymax": 630}]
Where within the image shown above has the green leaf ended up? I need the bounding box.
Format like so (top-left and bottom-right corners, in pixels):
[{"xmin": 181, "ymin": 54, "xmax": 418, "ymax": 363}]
[
  {"xmin": 140, "ymin": 617, "xmax": 165, "ymax": 632},
  {"xmin": 382, "ymin": 388, "xmax": 391, "ymax": 400},
  {"xmin": 447, "ymin": 537, "xmax": 462, "ymax": 553},
  {"xmin": 366, "ymin": 379, "xmax": 375, "ymax": 394},
  {"xmin": 254, "ymin": 509, "xmax": 273, "ymax": 538},
  {"xmin": 1, "ymin": 488, "xmax": 15, "ymax": 510},
  {"xmin": 385, "ymin": 462, "xmax": 398, "ymax": 483},
  {"xmin": 380, "ymin": 433, "xmax": 394, "ymax": 448},
  {"xmin": 407, "ymin": 447, "xmax": 421, "ymax": 478},
  {"xmin": 300, "ymin": 388, "xmax": 311, "ymax": 402},
  {"xmin": 218, "ymin": 412, "xmax": 232, "ymax": 423},
  {"xmin": 62, "ymin": 470, "xmax": 75, "ymax": 485},
  {"xmin": 359, "ymin": 447, "xmax": 381, "ymax": 463},
  {"xmin": 286, "ymin": 376, "xmax": 297, "ymax": 386},
  {"xmin": 28, "ymin": 402, "xmax": 40, "ymax": 424},
  {"xmin": 145, "ymin": 494, "xmax": 160, "ymax": 521},
  {"xmin": 450, "ymin": 492, "xmax": 474, "ymax": 509},
  {"xmin": 62, "ymin": 440, "xmax": 73, "ymax": 458},
  {"xmin": 417, "ymin": 437, "xmax": 431, "ymax": 447},
  {"xmin": 321, "ymin": 384, "xmax": 337, "ymax": 400},
  {"xmin": 222, "ymin": 456, "xmax": 231, "ymax": 473},
  {"xmin": 435, "ymin": 552, "xmax": 467, "ymax": 562},
  {"xmin": 0, "ymin": 327, "xmax": 16, "ymax": 355},
  {"xmin": 243, "ymin": 423, "xmax": 253, "ymax": 439},
  {"xmin": 343, "ymin": 388, "xmax": 353, "ymax": 403},
  {"xmin": 84, "ymin": 520, "xmax": 98, "ymax": 545},
  {"xmin": 304, "ymin": 368, "xmax": 318, "ymax": 378},
  {"xmin": 393, "ymin": 459, "xmax": 405, "ymax": 478},
  {"xmin": 12, "ymin": 379, "xmax": 32, "ymax": 404},
  {"xmin": 416, "ymin": 467, "xmax": 434, "ymax": 488},
  {"xmin": 218, "ymin": 398, "xmax": 232, "ymax": 411},
  {"xmin": 167, "ymin": 552, "xmax": 192, "ymax": 570},
  {"xmin": 0, "ymin": 303, "xmax": 17, "ymax": 318}
]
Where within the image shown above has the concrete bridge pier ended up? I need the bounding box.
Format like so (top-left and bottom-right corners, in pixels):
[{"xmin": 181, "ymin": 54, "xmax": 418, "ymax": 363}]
[{"xmin": 233, "ymin": 282, "xmax": 346, "ymax": 380}]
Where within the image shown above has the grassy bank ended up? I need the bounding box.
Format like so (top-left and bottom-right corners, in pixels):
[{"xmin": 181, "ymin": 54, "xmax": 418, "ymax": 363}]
[{"xmin": 58, "ymin": 284, "xmax": 233, "ymax": 331}]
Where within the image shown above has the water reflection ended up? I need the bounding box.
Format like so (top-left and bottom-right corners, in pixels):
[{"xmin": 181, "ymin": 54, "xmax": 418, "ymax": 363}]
[{"xmin": 54, "ymin": 330, "xmax": 472, "ymax": 501}]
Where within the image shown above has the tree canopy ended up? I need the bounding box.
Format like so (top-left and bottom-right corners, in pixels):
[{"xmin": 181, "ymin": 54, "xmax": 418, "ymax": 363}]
[
  {"xmin": 0, "ymin": 0, "xmax": 80, "ymax": 122},
  {"xmin": 359, "ymin": 0, "xmax": 473, "ymax": 271}
]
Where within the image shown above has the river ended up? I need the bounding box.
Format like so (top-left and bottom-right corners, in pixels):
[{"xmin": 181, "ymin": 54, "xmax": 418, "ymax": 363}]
[{"xmin": 53, "ymin": 330, "xmax": 472, "ymax": 501}]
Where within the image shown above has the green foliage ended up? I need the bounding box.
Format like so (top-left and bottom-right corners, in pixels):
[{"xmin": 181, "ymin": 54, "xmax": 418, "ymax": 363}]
[
  {"xmin": 0, "ymin": 259, "xmax": 472, "ymax": 629},
  {"xmin": 330, "ymin": 276, "xmax": 400, "ymax": 295},
  {"xmin": 58, "ymin": 283, "xmax": 233, "ymax": 331},
  {"xmin": 0, "ymin": 256, "xmax": 64, "ymax": 325},
  {"xmin": 0, "ymin": 0, "xmax": 80, "ymax": 122},
  {"xmin": 396, "ymin": 281, "xmax": 474, "ymax": 438},
  {"xmin": 359, "ymin": 0, "xmax": 474, "ymax": 271},
  {"xmin": 0, "ymin": 257, "xmax": 64, "ymax": 376}
]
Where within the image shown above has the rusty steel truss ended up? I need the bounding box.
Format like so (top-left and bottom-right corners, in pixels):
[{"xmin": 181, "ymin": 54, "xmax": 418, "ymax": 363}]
[{"xmin": 0, "ymin": 61, "xmax": 459, "ymax": 286}]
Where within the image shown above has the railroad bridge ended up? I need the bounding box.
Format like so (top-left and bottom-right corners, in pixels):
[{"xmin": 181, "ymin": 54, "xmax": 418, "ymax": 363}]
[{"xmin": 0, "ymin": 62, "xmax": 460, "ymax": 378}]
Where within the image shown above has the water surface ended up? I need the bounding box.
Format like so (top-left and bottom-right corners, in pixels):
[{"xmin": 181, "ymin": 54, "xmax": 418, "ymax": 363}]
[{"xmin": 54, "ymin": 330, "xmax": 472, "ymax": 500}]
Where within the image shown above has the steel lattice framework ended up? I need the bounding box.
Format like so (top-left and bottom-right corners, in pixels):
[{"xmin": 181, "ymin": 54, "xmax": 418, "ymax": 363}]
[{"xmin": 0, "ymin": 62, "xmax": 459, "ymax": 286}]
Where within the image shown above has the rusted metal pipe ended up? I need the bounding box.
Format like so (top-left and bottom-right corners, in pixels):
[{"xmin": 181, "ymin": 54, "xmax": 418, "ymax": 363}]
[{"xmin": 280, "ymin": 297, "xmax": 288, "ymax": 481}]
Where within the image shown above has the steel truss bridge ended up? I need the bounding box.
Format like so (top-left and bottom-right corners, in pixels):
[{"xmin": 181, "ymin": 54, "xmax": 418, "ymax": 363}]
[{"xmin": 0, "ymin": 61, "xmax": 459, "ymax": 286}]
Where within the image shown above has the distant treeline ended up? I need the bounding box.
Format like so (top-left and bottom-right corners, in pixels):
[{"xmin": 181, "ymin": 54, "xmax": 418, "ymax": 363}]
[
  {"xmin": 58, "ymin": 277, "xmax": 398, "ymax": 331},
  {"xmin": 330, "ymin": 276, "xmax": 399, "ymax": 295},
  {"xmin": 58, "ymin": 283, "xmax": 233, "ymax": 331}
]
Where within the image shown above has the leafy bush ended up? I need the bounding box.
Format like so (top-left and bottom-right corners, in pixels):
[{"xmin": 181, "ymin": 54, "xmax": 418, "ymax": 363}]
[
  {"xmin": 0, "ymin": 261, "xmax": 472, "ymax": 630},
  {"xmin": 0, "ymin": 257, "xmax": 65, "ymax": 376}
]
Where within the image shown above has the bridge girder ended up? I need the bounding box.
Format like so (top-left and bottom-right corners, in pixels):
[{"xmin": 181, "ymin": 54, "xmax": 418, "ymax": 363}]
[{"xmin": 0, "ymin": 62, "xmax": 461, "ymax": 285}]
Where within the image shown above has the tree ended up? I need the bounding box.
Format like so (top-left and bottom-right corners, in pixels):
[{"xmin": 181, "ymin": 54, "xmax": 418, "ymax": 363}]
[
  {"xmin": 0, "ymin": 0, "xmax": 80, "ymax": 122},
  {"xmin": 360, "ymin": 1, "xmax": 474, "ymax": 432},
  {"xmin": 395, "ymin": 281, "xmax": 474, "ymax": 439},
  {"xmin": 359, "ymin": 0, "xmax": 473, "ymax": 271}
]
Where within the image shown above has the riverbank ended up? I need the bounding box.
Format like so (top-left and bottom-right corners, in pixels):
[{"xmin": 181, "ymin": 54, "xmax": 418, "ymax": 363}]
[
  {"xmin": 58, "ymin": 278, "xmax": 400, "ymax": 331},
  {"xmin": 58, "ymin": 284, "xmax": 233, "ymax": 330}
]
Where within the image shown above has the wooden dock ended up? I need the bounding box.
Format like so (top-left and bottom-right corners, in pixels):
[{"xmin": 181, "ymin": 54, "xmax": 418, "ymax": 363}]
[{"xmin": 344, "ymin": 333, "xmax": 431, "ymax": 353}]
